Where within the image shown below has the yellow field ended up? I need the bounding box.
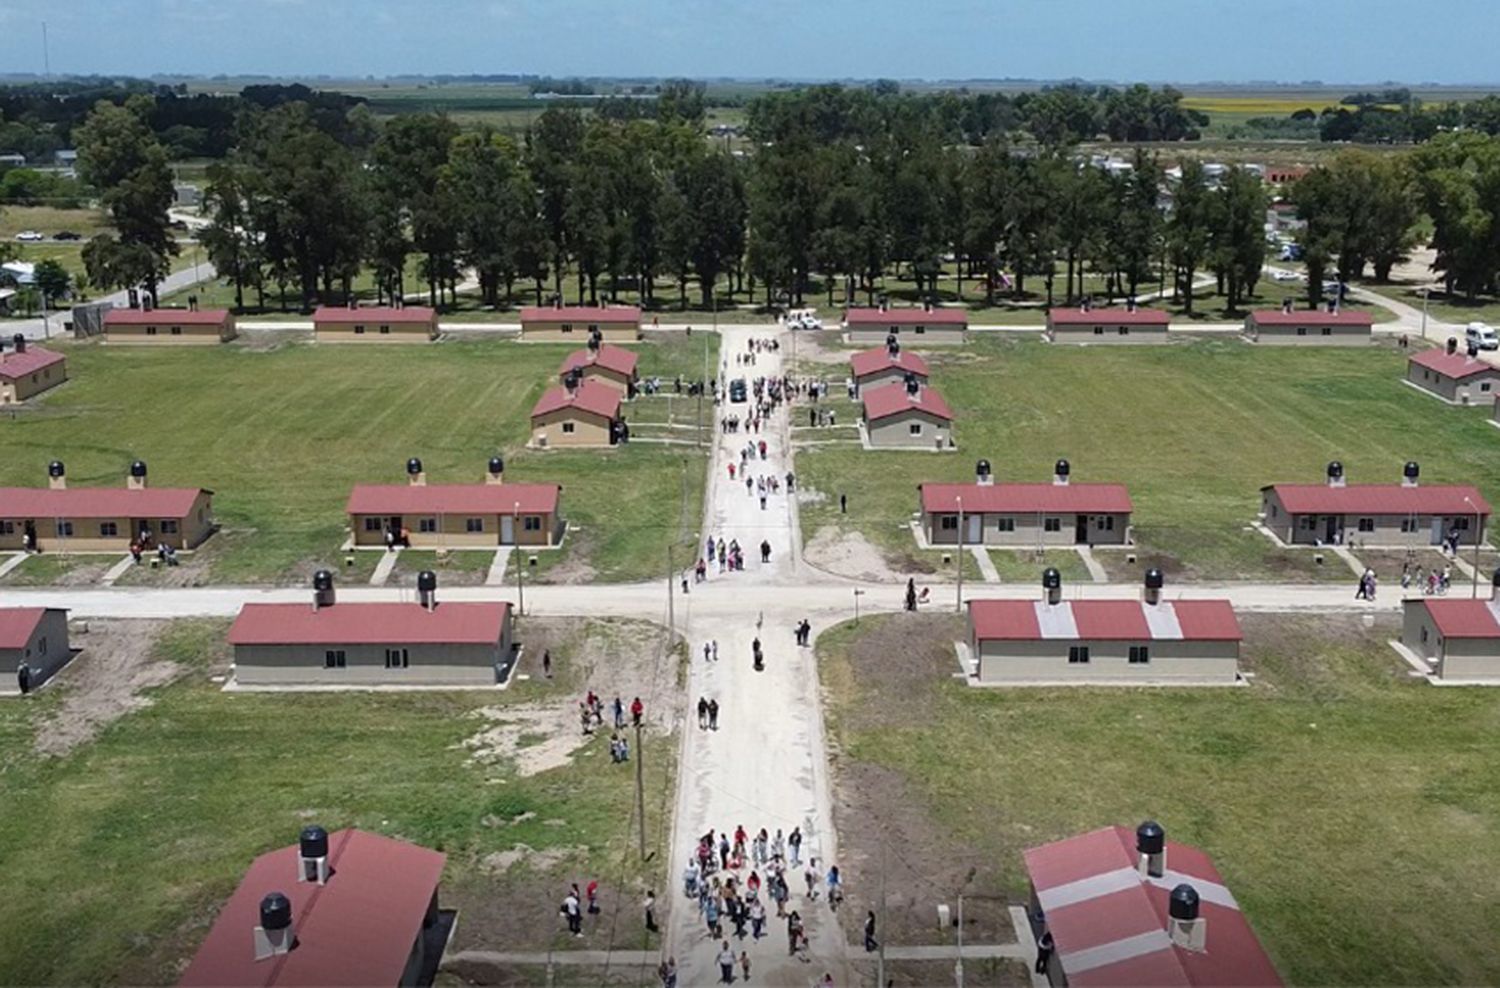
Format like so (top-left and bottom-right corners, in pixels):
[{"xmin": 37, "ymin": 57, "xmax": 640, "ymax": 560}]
[{"xmin": 1182, "ymin": 96, "xmax": 1338, "ymax": 115}]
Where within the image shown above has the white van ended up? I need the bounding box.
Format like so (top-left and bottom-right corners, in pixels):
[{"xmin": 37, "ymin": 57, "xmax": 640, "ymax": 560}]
[{"xmin": 1465, "ymin": 322, "xmax": 1499, "ymax": 351}]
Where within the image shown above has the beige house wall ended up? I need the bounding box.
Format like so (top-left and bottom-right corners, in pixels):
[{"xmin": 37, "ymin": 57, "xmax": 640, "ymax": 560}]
[
  {"xmin": 0, "ymin": 490, "xmax": 215, "ymax": 552},
  {"xmin": 866, "ymin": 410, "xmax": 952, "ymax": 448},
  {"xmin": 1261, "ymin": 489, "xmax": 1482, "ymax": 546},
  {"xmin": 0, "ymin": 609, "xmax": 71, "ymax": 694},
  {"xmin": 925, "ymin": 509, "xmax": 1130, "ymax": 547},
  {"xmin": 105, "ymin": 318, "xmax": 236, "ymax": 344},
  {"xmin": 531, "ymin": 408, "xmax": 615, "ymax": 448},
  {"xmin": 0, "ymin": 359, "xmax": 67, "ymax": 403},
  {"xmin": 1402, "ymin": 602, "xmax": 1500, "ymax": 681},
  {"xmin": 847, "ymin": 325, "xmax": 967, "ymax": 345},
  {"xmin": 1404, "ymin": 362, "xmax": 1500, "ymax": 404},
  {"xmin": 314, "ymin": 320, "xmax": 437, "ymax": 343},
  {"xmin": 1245, "ymin": 319, "xmax": 1371, "ymax": 345},
  {"xmin": 1047, "ymin": 323, "xmax": 1169, "ymax": 344},
  {"xmin": 974, "ymin": 636, "xmax": 1240, "ymax": 684},
  {"xmin": 568, "ymin": 366, "xmax": 633, "ymax": 394},
  {"xmin": 522, "ymin": 320, "xmax": 640, "ymax": 342},
  {"xmin": 854, "ymin": 367, "xmax": 927, "ymax": 394},
  {"xmin": 351, "ymin": 510, "xmax": 560, "ymax": 548},
  {"xmin": 232, "ymin": 629, "xmax": 512, "ymax": 687}
]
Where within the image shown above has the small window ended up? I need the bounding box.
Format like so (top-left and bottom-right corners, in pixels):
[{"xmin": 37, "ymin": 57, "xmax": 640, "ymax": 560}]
[
  {"xmin": 914, "ymin": 325, "xmax": 926, "ymax": 335},
  {"xmin": 418, "ymin": 517, "xmax": 438, "ymax": 533},
  {"xmin": 1483, "ymin": 382, "xmax": 1493, "ymax": 393},
  {"xmin": 1269, "ymin": 505, "xmax": 1278, "ymax": 519},
  {"xmin": 57, "ymin": 520, "xmax": 74, "ymax": 536},
  {"xmin": 384, "ymin": 648, "xmax": 409, "ymax": 669},
  {"xmin": 995, "ymin": 517, "xmax": 1015, "ymax": 532},
  {"xmin": 1296, "ymin": 327, "xmax": 1308, "ymax": 336},
  {"xmin": 888, "ymin": 326, "xmax": 899, "ymax": 335},
  {"xmin": 1044, "ymin": 517, "xmax": 1061, "ymax": 532},
  {"xmin": 1401, "ymin": 518, "xmax": 1417, "ymax": 533},
  {"xmin": 100, "ymin": 522, "xmax": 118, "ymax": 537},
  {"xmin": 364, "ymin": 517, "xmax": 383, "ymax": 532},
  {"xmin": 160, "ymin": 520, "xmax": 179, "ymax": 534},
  {"xmin": 1300, "ymin": 516, "xmax": 1317, "ymax": 530},
  {"xmin": 0, "ymin": 521, "xmax": 13, "ymax": 534},
  {"xmin": 588, "ymin": 324, "xmax": 599, "ymax": 333},
  {"xmin": 1117, "ymin": 326, "xmax": 1129, "ymax": 335},
  {"xmin": 562, "ymin": 422, "xmax": 576, "ymax": 434},
  {"xmin": 1356, "ymin": 517, "xmax": 1374, "ymax": 533},
  {"xmin": 379, "ymin": 324, "xmax": 391, "ymax": 334},
  {"xmin": 1093, "ymin": 326, "xmax": 1104, "ymax": 335},
  {"xmin": 145, "ymin": 326, "xmax": 158, "ymax": 336},
  {"xmin": 1455, "ymin": 517, "xmax": 1472, "ymax": 531},
  {"xmin": 324, "ymin": 650, "xmax": 346, "ymax": 669},
  {"xmin": 1129, "ymin": 645, "xmax": 1150, "ymax": 664},
  {"xmin": 561, "ymin": 323, "xmax": 573, "ymax": 333},
  {"xmin": 38, "ymin": 636, "xmax": 47, "ymax": 656},
  {"xmin": 908, "ymin": 422, "xmax": 922, "ymax": 435},
  {"xmin": 1321, "ymin": 326, "xmax": 1332, "ymax": 336},
  {"xmin": 1068, "ymin": 645, "xmax": 1090, "ymax": 664},
  {"xmin": 170, "ymin": 326, "xmax": 182, "ymax": 335},
  {"xmin": 524, "ymin": 516, "xmax": 542, "ymax": 531},
  {"xmin": 1097, "ymin": 516, "xmax": 1114, "ymax": 531},
  {"xmin": 354, "ymin": 324, "xmax": 366, "ymax": 334},
  {"xmin": 465, "ymin": 517, "xmax": 485, "ymax": 533},
  {"xmin": 939, "ymin": 515, "xmax": 958, "ymax": 531}
]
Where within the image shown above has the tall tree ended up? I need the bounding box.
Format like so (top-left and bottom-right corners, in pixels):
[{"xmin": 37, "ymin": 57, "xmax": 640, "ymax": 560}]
[
  {"xmin": 1166, "ymin": 160, "xmax": 1213, "ymax": 313},
  {"xmin": 75, "ymin": 96, "xmax": 177, "ymax": 297}
]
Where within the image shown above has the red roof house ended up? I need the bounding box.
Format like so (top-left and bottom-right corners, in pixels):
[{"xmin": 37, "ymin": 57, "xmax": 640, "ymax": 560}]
[
  {"xmin": 849, "ymin": 347, "xmax": 930, "ymax": 382},
  {"xmin": 530, "ymin": 379, "xmax": 623, "ymax": 421},
  {"xmin": 921, "ymin": 482, "xmax": 1132, "ymax": 516},
  {"xmin": 0, "ymin": 344, "xmax": 66, "ymax": 381},
  {"xmin": 346, "ymin": 483, "xmax": 561, "ymax": 518},
  {"xmin": 0, "ymin": 607, "xmax": 55, "ymax": 650},
  {"xmin": 520, "ymin": 305, "xmax": 642, "ymax": 324},
  {"xmin": 844, "ymin": 307, "xmax": 968, "ymax": 326},
  {"xmin": 1405, "ymin": 346, "xmax": 1500, "ymax": 403},
  {"xmin": 311, "ymin": 305, "xmax": 437, "ymax": 324},
  {"xmin": 1024, "ymin": 824, "xmax": 1282, "ymax": 987},
  {"xmin": 179, "ymin": 829, "xmax": 447, "ymax": 987},
  {"xmin": 1261, "ymin": 483, "xmax": 1489, "ymax": 517},
  {"xmin": 560, "ymin": 344, "xmax": 639, "ymax": 378},
  {"xmin": 103, "ymin": 307, "xmax": 232, "ymax": 325},
  {"xmin": 1048, "ymin": 306, "xmax": 1170, "ymax": 325},
  {"xmin": 228, "ymin": 601, "xmax": 510, "ymax": 646},
  {"xmin": 861, "ymin": 383, "xmax": 953, "ymax": 423},
  {"xmin": 968, "ymin": 599, "xmax": 1242, "ymax": 643}
]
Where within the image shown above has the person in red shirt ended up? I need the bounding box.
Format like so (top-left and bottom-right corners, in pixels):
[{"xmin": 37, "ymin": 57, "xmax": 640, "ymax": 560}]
[{"xmin": 630, "ymin": 697, "xmax": 644, "ymax": 726}]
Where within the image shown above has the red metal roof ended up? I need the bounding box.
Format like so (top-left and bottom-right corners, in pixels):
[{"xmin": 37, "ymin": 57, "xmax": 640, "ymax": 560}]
[
  {"xmin": 1421, "ymin": 599, "xmax": 1500, "ymax": 639},
  {"xmin": 1024, "ymin": 825, "xmax": 1282, "ymax": 988},
  {"xmin": 345, "ymin": 483, "xmax": 560, "ymax": 516},
  {"xmin": 103, "ymin": 307, "xmax": 231, "ymax": 326},
  {"xmin": 227, "ymin": 601, "xmax": 509, "ymax": 646},
  {"xmin": 1264, "ymin": 483, "xmax": 1490, "ymax": 516},
  {"xmin": 1049, "ymin": 307, "xmax": 1170, "ymax": 326},
  {"xmin": 311, "ymin": 306, "xmax": 436, "ymax": 324},
  {"xmin": 559, "ymin": 344, "xmax": 639, "ymax": 378},
  {"xmin": 969, "ymin": 599, "xmax": 1242, "ymax": 642},
  {"xmin": 1249, "ymin": 308, "xmax": 1372, "ymax": 327},
  {"xmin": 921, "ymin": 482, "xmax": 1133, "ymax": 515},
  {"xmin": 848, "ymin": 347, "xmax": 930, "ymax": 379},
  {"xmin": 1408, "ymin": 348, "xmax": 1500, "ymax": 380},
  {"xmin": 520, "ymin": 305, "xmax": 641, "ymax": 324},
  {"xmin": 861, "ymin": 383, "xmax": 953, "ymax": 422},
  {"xmin": 0, "ymin": 607, "xmax": 61, "ymax": 649},
  {"xmin": 0, "ymin": 486, "xmax": 208, "ymax": 519},
  {"xmin": 530, "ymin": 379, "xmax": 622, "ymax": 421},
  {"xmin": 179, "ymin": 828, "xmax": 446, "ymax": 988},
  {"xmin": 844, "ymin": 307, "xmax": 968, "ymax": 327},
  {"xmin": 0, "ymin": 345, "xmax": 66, "ymax": 380}
]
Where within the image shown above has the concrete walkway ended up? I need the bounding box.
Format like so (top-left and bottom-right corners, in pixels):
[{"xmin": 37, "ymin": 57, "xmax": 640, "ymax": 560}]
[
  {"xmin": 444, "ymin": 948, "xmax": 658, "ymax": 967},
  {"xmin": 1076, "ymin": 546, "xmax": 1108, "ymax": 583},
  {"xmin": 0, "ymin": 552, "xmax": 29, "ymax": 580},
  {"xmin": 969, "ymin": 545, "xmax": 1001, "ymax": 582},
  {"xmin": 484, "ymin": 547, "xmax": 513, "ymax": 586},
  {"xmin": 369, "ymin": 549, "xmax": 400, "ymax": 586},
  {"xmin": 99, "ymin": 554, "xmax": 136, "ymax": 587},
  {"xmin": 1332, "ymin": 545, "xmax": 1367, "ymax": 578}
]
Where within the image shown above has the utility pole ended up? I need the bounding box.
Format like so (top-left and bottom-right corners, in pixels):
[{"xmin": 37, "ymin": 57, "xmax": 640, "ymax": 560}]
[
  {"xmin": 853, "ymin": 588, "xmax": 864, "ymax": 625},
  {"xmin": 666, "ymin": 542, "xmax": 675, "ymax": 634},
  {"xmin": 955, "ymin": 893, "xmax": 965, "ymax": 988},
  {"xmin": 41, "ymin": 21, "xmax": 50, "ymax": 79},
  {"xmin": 877, "ymin": 832, "xmax": 887, "ymax": 987},
  {"xmin": 634, "ymin": 718, "xmax": 647, "ymax": 860},
  {"xmin": 513, "ymin": 505, "xmax": 524, "ymax": 616},
  {"xmin": 956, "ymin": 496, "xmax": 964, "ymax": 612}
]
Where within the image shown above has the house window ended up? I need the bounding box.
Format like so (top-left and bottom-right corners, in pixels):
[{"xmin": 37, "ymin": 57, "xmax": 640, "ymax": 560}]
[
  {"xmin": 170, "ymin": 326, "xmax": 182, "ymax": 335},
  {"xmin": 939, "ymin": 515, "xmax": 958, "ymax": 531},
  {"xmin": 1299, "ymin": 516, "xmax": 1317, "ymax": 530},
  {"xmin": 379, "ymin": 324, "xmax": 391, "ymax": 334},
  {"xmin": 354, "ymin": 324, "xmax": 366, "ymax": 334},
  {"xmin": 1096, "ymin": 516, "xmax": 1115, "ymax": 531},
  {"xmin": 562, "ymin": 422, "xmax": 576, "ymax": 434},
  {"xmin": 1357, "ymin": 518, "xmax": 1375, "ymax": 533},
  {"xmin": 1269, "ymin": 505, "xmax": 1278, "ymax": 519},
  {"xmin": 1129, "ymin": 645, "xmax": 1150, "ymax": 664},
  {"xmin": 1044, "ymin": 517, "xmax": 1061, "ymax": 532},
  {"xmin": 37, "ymin": 636, "xmax": 47, "ymax": 656},
  {"xmin": 100, "ymin": 522, "xmax": 118, "ymax": 537},
  {"xmin": 1321, "ymin": 327, "xmax": 1332, "ymax": 336},
  {"xmin": 1400, "ymin": 517, "xmax": 1418, "ymax": 533},
  {"xmin": 888, "ymin": 326, "xmax": 898, "ymax": 334},
  {"xmin": 1068, "ymin": 645, "xmax": 1090, "ymax": 664},
  {"xmin": 57, "ymin": 520, "xmax": 74, "ymax": 536},
  {"xmin": 0, "ymin": 521, "xmax": 13, "ymax": 534},
  {"xmin": 324, "ymin": 650, "xmax": 346, "ymax": 669},
  {"xmin": 465, "ymin": 517, "xmax": 485, "ymax": 533},
  {"xmin": 524, "ymin": 516, "xmax": 542, "ymax": 531},
  {"xmin": 995, "ymin": 517, "xmax": 1015, "ymax": 532},
  {"xmin": 418, "ymin": 517, "xmax": 438, "ymax": 533},
  {"xmin": 364, "ymin": 517, "xmax": 383, "ymax": 532},
  {"xmin": 1454, "ymin": 517, "xmax": 1472, "ymax": 531},
  {"xmin": 160, "ymin": 520, "xmax": 179, "ymax": 534},
  {"xmin": 914, "ymin": 325, "xmax": 926, "ymax": 334},
  {"xmin": 1483, "ymin": 382, "xmax": 1493, "ymax": 393},
  {"xmin": 1117, "ymin": 326, "xmax": 1130, "ymax": 335},
  {"xmin": 384, "ymin": 648, "xmax": 409, "ymax": 669},
  {"xmin": 1093, "ymin": 326, "xmax": 1104, "ymax": 335},
  {"xmin": 561, "ymin": 323, "xmax": 573, "ymax": 333},
  {"xmin": 908, "ymin": 422, "xmax": 923, "ymax": 436},
  {"xmin": 1296, "ymin": 327, "xmax": 1307, "ymax": 336},
  {"xmin": 145, "ymin": 326, "xmax": 158, "ymax": 335},
  {"xmin": 588, "ymin": 324, "xmax": 599, "ymax": 333}
]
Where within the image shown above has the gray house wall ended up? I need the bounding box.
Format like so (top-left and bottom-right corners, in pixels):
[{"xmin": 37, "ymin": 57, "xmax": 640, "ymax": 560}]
[
  {"xmin": 233, "ymin": 632, "xmax": 512, "ymax": 687},
  {"xmin": 924, "ymin": 509, "xmax": 1130, "ymax": 547},
  {"xmin": 1260, "ymin": 489, "xmax": 1484, "ymax": 547},
  {"xmin": 0, "ymin": 609, "xmax": 71, "ymax": 694},
  {"xmin": 973, "ymin": 637, "xmax": 1240, "ymax": 685}
]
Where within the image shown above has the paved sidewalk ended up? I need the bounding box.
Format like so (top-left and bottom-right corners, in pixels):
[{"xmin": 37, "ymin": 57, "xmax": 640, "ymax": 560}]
[
  {"xmin": 0, "ymin": 553, "xmax": 29, "ymax": 580},
  {"xmin": 969, "ymin": 546, "xmax": 1000, "ymax": 582},
  {"xmin": 1075, "ymin": 546, "xmax": 1108, "ymax": 583},
  {"xmin": 369, "ymin": 549, "xmax": 400, "ymax": 586},
  {"xmin": 100, "ymin": 554, "xmax": 136, "ymax": 587},
  {"xmin": 484, "ymin": 547, "xmax": 513, "ymax": 586}
]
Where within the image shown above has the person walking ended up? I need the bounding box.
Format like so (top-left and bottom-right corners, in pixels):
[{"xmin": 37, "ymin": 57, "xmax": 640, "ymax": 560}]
[
  {"xmin": 612, "ymin": 696, "xmax": 624, "ymax": 729},
  {"xmin": 788, "ymin": 827, "xmax": 803, "ymax": 867},
  {"xmin": 787, "ymin": 911, "xmax": 804, "ymax": 956},
  {"xmin": 717, "ymin": 941, "xmax": 736, "ymax": 983},
  {"xmin": 749, "ymin": 895, "xmax": 766, "ymax": 939},
  {"xmin": 864, "ymin": 910, "xmax": 878, "ymax": 952},
  {"xmin": 1035, "ymin": 930, "xmax": 1055, "ymax": 975},
  {"xmin": 708, "ymin": 698, "xmax": 720, "ymax": 730},
  {"xmin": 705, "ymin": 641, "xmax": 712, "ymax": 662},
  {"xmin": 704, "ymin": 895, "xmax": 721, "ymax": 938},
  {"xmin": 826, "ymin": 864, "xmax": 842, "ymax": 908},
  {"xmin": 542, "ymin": 649, "xmax": 552, "ymax": 678},
  {"xmin": 804, "ymin": 858, "xmax": 821, "ymax": 899},
  {"xmin": 739, "ymin": 950, "xmax": 751, "ymax": 983},
  {"xmin": 698, "ymin": 696, "xmax": 709, "ymax": 730},
  {"xmin": 631, "ymin": 696, "xmax": 644, "ymax": 726},
  {"xmin": 712, "ymin": 639, "xmax": 719, "ymax": 661},
  {"xmin": 562, "ymin": 888, "xmax": 582, "ymax": 937},
  {"xmin": 658, "ymin": 957, "xmax": 678, "ymax": 988}
]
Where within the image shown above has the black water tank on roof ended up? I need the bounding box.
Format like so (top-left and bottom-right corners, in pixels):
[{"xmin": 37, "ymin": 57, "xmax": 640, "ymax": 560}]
[
  {"xmin": 488, "ymin": 455, "xmax": 504, "ymax": 475},
  {"xmin": 48, "ymin": 460, "xmax": 65, "ymax": 478},
  {"xmin": 406, "ymin": 457, "xmax": 423, "ymax": 476},
  {"xmin": 1054, "ymin": 459, "xmax": 1070, "ymax": 478},
  {"xmin": 1491, "ymin": 566, "xmax": 1500, "ymax": 588},
  {"xmin": 1326, "ymin": 460, "xmax": 1344, "ymax": 479},
  {"xmin": 1168, "ymin": 884, "xmax": 1200, "ymax": 922},
  {"xmin": 1041, "ymin": 567, "xmax": 1061, "ymax": 590},
  {"xmin": 299, "ymin": 825, "xmax": 329, "ymax": 859},
  {"xmin": 312, "ymin": 569, "xmax": 334, "ymax": 592},
  {"xmin": 260, "ymin": 892, "xmax": 293, "ymax": 931},
  {"xmin": 1145, "ymin": 568, "xmax": 1165, "ymax": 591},
  {"xmin": 417, "ymin": 570, "xmax": 438, "ymax": 593},
  {"xmin": 904, "ymin": 373, "xmax": 919, "ymax": 394},
  {"xmin": 130, "ymin": 459, "xmax": 147, "ymax": 478},
  {"xmin": 1404, "ymin": 460, "xmax": 1420, "ymax": 481},
  {"xmin": 1136, "ymin": 819, "xmax": 1165, "ymax": 855},
  {"xmin": 976, "ymin": 459, "xmax": 991, "ymax": 478}
]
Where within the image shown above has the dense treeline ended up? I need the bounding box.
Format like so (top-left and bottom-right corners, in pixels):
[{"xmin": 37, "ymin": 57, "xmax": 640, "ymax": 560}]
[{"xmin": 1236, "ymin": 95, "xmax": 1500, "ymax": 144}]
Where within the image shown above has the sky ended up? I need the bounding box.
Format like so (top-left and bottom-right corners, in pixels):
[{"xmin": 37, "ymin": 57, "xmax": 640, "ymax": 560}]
[{"xmin": 0, "ymin": 0, "xmax": 1496, "ymax": 85}]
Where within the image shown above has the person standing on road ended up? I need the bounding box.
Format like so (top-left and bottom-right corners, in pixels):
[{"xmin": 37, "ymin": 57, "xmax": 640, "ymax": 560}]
[
  {"xmin": 542, "ymin": 649, "xmax": 552, "ymax": 678},
  {"xmin": 631, "ymin": 696, "xmax": 644, "ymax": 725},
  {"xmin": 709, "ymin": 698, "xmax": 720, "ymax": 730},
  {"xmin": 717, "ymin": 941, "xmax": 736, "ymax": 983},
  {"xmin": 562, "ymin": 887, "xmax": 582, "ymax": 936},
  {"xmin": 864, "ymin": 910, "xmax": 878, "ymax": 952},
  {"xmin": 612, "ymin": 696, "xmax": 624, "ymax": 729},
  {"xmin": 644, "ymin": 889, "xmax": 658, "ymax": 932},
  {"xmin": 658, "ymin": 956, "xmax": 677, "ymax": 988},
  {"xmin": 788, "ymin": 827, "xmax": 803, "ymax": 866},
  {"xmin": 698, "ymin": 696, "xmax": 709, "ymax": 729},
  {"xmin": 905, "ymin": 578, "xmax": 918, "ymax": 611},
  {"xmin": 712, "ymin": 639, "xmax": 719, "ymax": 661}
]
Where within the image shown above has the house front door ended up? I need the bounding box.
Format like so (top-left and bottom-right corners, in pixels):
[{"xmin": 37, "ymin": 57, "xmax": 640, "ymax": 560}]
[
  {"xmin": 966, "ymin": 514, "xmax": 982, "ymax": 543},
  {"xmin": 1075, "ymin": 516, "xmax": 1090, "ymax": 544},
  {"xmin": 501, "ymin": 515, "xmax": 515, "ymax": 543},
  {"xmin": 1324, "ymin": 515, "xmax": 1339, "ymax": 543}
]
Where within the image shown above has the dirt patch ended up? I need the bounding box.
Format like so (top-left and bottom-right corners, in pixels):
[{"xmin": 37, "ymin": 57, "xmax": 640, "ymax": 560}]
[
  {"xmin": 114, "ymin": 532, "xmax": 247, "ymax": 588},
  {"xmin": 34, "ymin": 620, "xmax": 182, "ymax": 757},
  {"xmin": 236, "ymin": 328, "xmax": 312, "ymax": 351},
  {"xmin": 481, "ymin": 844, "xmax": 584, "ymax": 875},
  {"xmin": 537, "ymin": 532, "xmax": 600, "ymax": 585},
  {"xmin": 804, "ymin": 526, "xmax": 902, "ymax": 582}
]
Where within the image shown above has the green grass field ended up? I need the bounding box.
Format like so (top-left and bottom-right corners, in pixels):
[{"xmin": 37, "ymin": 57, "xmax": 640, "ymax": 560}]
[
  {"xmin": 0, "ymin": 617, "xmax": 680, "ymax": 984},
  {"xmin": 796, "ymin": 336, "xmax": 1500, "ymax": 582},
  {"xmin": 818, "ymin": 611, "xmax": 1500, "ymax": 984},
  {"xmin": 2, "ymin": 335, "xmax": 715, "ymax": 583}
]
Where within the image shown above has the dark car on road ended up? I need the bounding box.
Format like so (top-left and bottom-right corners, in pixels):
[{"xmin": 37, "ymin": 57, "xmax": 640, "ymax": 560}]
[
  {"xmin": 729, "ymin": 378, "xmax": 747, "ymax": 403},
  {"xmin": 53, "ymin": 231, "xmax": 81, "ymax": 241}
]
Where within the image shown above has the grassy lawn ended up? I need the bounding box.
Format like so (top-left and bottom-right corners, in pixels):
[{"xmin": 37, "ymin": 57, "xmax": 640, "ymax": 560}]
[
  {"xmin": 1162, "ymin": 277, "xmax": 1398, "ymax": 324},
  {"xmin": 0, "ymin": 617, "xmax": 681, "ymax": 984},
  {"xmin": 1356, "ymin": 282, "xmax": 1500, "ymax": 328},
  {"xmin": 0, "ymin": 205, "xmax": 112, "ymax": 240},
  {"xmin": 794, "ymin": 336, "xmax": 1500, "ymax": 582},
  {"xmin": 818, "ymin": 611, "xmax": 1500, "ymax": 984},
  {"xmin": 2, "ymin": 335, "xmax": 714, "ymax": 584}
]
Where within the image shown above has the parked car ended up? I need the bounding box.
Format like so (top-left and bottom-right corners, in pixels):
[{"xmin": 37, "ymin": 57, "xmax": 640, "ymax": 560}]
[
  {"xmin": 14, "ymin": 230, "xmax": 43, "ymax": 242},
  {"xmin": 1271, "ymin": 269, "xmax": 1302, "ymax": 282},
  {"xmin": 1465, "ymin": 322, "xmax": 1499, "ymax": 351},
  {"xmin": 53, "ymin": 230, "xmax": 80, "ymax": 241},
  {"xmin": 729, "ymin": 378, "xmax": 748, "ymax": 403},
  {"xmin": 1278, "ymin": 243, "xmax": 1304, "ymax": 261},
  {"xmin": 785, "ymin": 308, "xmax": 822, "ymax": 330}
]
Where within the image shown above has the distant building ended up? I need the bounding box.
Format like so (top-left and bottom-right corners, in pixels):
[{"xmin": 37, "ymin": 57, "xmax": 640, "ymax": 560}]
[
  {"xmin": 849, "ymin": 343, "xmax": 929, "ymax": 395},
  {"xmin": 967, "ymin": 571, "xmax": 1242, "ymax": 686},
  {"xmin": 1265, "ymin": 165, "xmax": 1309, "ymax": 185},
  {"xmin": 1024, "ymin": 821, "xmax": 1282, "ymax": 986},
  {"xmin": 1244, "ymin": 303, "xmax": 1373, "ymax": 345},
  {"xmin": 103, "ymin": 306, "xmax": 236, "ymax": 344},
  {"xmin": 860, "ymin": 380, "xmax": 953, "ymax": 448},
  {"xmin": 1260, "ymin": 461, "xmax": 1489, "ymax": 547},
  {"xmin": 920, "ymin": 460, "xmax": 1132, "ymax": 547},
  {"xmin": 179, "ymin": 827, "xmax": 448, "ymax": 986},
  {"xmin": 520, "ymin": 305, "xmax": 641, "ymax": 343},
  {"xmin": 843, "ymin": 306, "xmax": 968, "ymax": 345},
  {"xmin": 0, "ymin": 607, "xmax": 71, "ymax": 696},
  {"xmin": 530, "ymin": 378, "xmax": 624, "ymax": 448},
  {"xmin": 347, "ymin": 458, "xmax": 564, "ymax": 549},
  {"xmin": 313, "ymin": 305, "xmax": 438, "ymax": 342},
  {"xmin": 1401, "ymin": 572, "xmax": 1500, "ymax": 684},
  {"xmin": 0, "ymin": 152, "xmax": 25, "ymax": 168},
  {"xmin": 558, "ymin": 343, "xmax": 639, "ymax": 396},
  {"xmin": 173, "ymin": 183, "xmax": 201, "ymax": 207},
  {"xmin": 0, "ymin": 460, "xmax": 215, "ymax": 553},
  {"xmin": 1405, "ymin": 339, "xmax": 1500, "ymax": 404},
  {"xmin": 0, "ymin": 336, "xmax": 67, "ymax": 403},
  {"xmin": 53, "ymin": 149, "xmax": 77, "ymax": 167},
  {"xmin": 1046, "ymin": 304, "xmax": 1170, "ymax": 344}
]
